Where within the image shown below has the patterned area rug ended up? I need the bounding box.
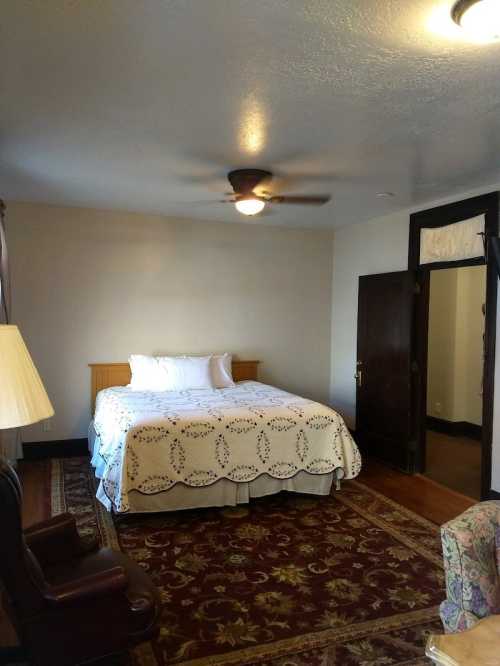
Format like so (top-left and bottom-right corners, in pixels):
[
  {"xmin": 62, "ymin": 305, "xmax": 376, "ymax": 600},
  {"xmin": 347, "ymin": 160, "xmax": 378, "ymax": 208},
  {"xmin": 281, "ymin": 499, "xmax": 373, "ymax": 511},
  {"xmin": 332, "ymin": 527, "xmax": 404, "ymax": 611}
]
[{"xmin": 50, "ymin": 458, "xmax": 443, "ymax": 665}]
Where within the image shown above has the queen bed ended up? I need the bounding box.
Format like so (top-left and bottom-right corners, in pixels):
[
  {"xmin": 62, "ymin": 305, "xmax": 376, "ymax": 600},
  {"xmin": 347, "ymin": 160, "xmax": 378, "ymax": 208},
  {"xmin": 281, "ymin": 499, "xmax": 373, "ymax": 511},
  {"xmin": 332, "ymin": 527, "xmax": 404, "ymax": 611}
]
[{"xmin": 89, "ymin": 360, "xmax": 361, "ymax": 514}]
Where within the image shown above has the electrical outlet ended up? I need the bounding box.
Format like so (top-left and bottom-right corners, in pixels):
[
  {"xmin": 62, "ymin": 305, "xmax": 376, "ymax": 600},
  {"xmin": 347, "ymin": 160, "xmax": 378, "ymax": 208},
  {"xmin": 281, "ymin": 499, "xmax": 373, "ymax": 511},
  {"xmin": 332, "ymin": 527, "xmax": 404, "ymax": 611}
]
[
  {"xmin": 435, "ymin": 402, "xmax": 442, "ymax": 415},
  {"xmin": 42, "ymin": 418, "xmax": 52, "ymax": 432}
]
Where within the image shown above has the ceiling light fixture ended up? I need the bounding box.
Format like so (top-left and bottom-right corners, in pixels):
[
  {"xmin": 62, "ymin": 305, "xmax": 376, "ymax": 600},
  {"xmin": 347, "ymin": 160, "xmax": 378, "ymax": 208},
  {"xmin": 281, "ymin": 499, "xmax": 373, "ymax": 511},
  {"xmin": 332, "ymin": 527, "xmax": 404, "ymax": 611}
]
[
  {"xmin": 452, "ymin": 0, "xmax": 500, "ymax": 41},
  {"xmin": 234, "ymin": 196, "xmax": 266, "ymax": 216}
]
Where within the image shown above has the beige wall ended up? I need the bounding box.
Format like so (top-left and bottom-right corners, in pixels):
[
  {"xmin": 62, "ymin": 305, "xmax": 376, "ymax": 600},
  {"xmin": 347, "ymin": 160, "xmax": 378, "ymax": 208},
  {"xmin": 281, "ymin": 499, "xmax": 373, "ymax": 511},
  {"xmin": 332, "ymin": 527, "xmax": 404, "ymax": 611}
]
[
  {"xmin": 427, "ymin": 266, "xmax": 485, "ymax": 425},
  {"xmin": 329, "ymin": 211, "xmax": 410, "ymax": 425},
  {"xmin": 7, "ymin": 202, "xmax": 334, "ymax": 443},
  {"xmin": 426, "ymin": 268, "xmax": 458, "ymax": 422}
]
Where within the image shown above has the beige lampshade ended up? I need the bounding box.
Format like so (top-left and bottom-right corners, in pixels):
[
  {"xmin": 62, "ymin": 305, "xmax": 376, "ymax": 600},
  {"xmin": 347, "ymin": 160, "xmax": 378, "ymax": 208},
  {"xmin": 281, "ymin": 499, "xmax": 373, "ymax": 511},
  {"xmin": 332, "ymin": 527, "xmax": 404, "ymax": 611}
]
[{"xmin": 0, "ymin": 325, "xmax": 54, "ymax": 429}]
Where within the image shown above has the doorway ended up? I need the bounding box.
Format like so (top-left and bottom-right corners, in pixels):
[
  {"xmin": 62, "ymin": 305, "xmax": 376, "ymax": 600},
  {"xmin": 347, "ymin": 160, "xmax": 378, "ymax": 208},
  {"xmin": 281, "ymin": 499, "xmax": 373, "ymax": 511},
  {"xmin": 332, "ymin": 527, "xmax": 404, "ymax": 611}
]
[
  {"xmin": 354, "ymin": 193, "xmax": 498, "ymax": 501},
  {"xmin": 424, "ymin": 265, "xmax": 486, "ymax": 499},
  {"xmin": 410, "ymin": 192, "xmax": 499, "ymax": 501}
]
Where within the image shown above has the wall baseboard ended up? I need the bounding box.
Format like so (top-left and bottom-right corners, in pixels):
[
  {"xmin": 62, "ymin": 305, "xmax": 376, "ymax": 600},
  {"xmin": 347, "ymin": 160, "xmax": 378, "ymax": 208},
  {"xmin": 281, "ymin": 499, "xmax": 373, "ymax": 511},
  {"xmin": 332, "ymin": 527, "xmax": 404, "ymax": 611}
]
[
  {"xmin": 22, "ymin": 438, "xmax": 88, "ymax": 461},
  {"xmin": 426, "ymin": 416, "xmax": 482, "ymax": 441}
]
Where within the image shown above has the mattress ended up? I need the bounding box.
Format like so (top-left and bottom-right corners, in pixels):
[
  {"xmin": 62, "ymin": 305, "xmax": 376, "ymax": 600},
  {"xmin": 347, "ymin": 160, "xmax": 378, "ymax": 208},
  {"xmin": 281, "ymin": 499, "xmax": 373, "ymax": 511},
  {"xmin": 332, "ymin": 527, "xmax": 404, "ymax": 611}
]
[{"xmin": 91, "ymin": 381, "xmax": 361, "ymax": 513}]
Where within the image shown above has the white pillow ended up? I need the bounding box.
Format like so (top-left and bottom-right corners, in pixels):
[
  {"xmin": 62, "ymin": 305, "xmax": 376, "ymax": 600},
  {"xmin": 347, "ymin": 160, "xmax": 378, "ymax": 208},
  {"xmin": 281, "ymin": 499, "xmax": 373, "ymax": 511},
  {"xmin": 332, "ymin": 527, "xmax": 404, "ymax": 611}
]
[
  {"xmin": 211, "ymin": 353, "xmax": 235, "ymax": 388},
  {"xmin": 128, "ymin": 355, "xmax": 170, "ymax": 391},
  {"xmin": 158, "ymin": 355, "xmax": 214, "ymax": 391}
]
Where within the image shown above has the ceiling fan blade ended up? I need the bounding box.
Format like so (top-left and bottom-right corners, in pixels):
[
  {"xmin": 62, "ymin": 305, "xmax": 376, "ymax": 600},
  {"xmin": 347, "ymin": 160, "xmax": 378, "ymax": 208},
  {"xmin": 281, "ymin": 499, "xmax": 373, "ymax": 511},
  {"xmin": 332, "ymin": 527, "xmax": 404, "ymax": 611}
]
[
  {"xmin": 173, "ymin": 199, "xmax": 233, "ymax": 206},
  {"xmin": 269, "ymin": 195, "xmax": 331, "ymax": 206}
]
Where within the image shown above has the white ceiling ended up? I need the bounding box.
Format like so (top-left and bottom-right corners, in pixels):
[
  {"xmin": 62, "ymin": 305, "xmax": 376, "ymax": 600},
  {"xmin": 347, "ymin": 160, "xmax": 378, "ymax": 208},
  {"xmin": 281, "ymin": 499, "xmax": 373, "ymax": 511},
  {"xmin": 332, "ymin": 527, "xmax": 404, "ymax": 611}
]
[{"xmin": 2, "ymin": 0, "xmax": 500, "ymax": 228}]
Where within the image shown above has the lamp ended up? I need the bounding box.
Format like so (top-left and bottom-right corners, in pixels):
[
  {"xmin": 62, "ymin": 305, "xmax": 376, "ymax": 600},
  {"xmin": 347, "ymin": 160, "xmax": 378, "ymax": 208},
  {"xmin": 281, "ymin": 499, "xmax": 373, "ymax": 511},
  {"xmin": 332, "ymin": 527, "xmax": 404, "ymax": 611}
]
[
  {"xmin": 0, "ymin": 325, "xmax": 54, "ymax": 429},
  {"xmin": 452, "ymin": 0, "xmax": 500, "ymax": 41},
  {"xmin": 235, "ymin": 196, "xmax": 266, "ymax": 216}
]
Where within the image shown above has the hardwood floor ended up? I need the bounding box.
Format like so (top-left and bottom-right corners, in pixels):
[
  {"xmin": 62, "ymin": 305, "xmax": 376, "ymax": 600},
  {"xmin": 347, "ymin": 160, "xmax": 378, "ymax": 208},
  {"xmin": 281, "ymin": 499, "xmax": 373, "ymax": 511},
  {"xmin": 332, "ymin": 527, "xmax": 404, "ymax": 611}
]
[
  {"xmin": 359, "ymin": 458, "xmax": 475, "ymax": 525},
  {"xmin": 0, "ymin": 456, "xmax": 477, "ymax": 652},
  {"xmin": 15, "ymin": 456, "xmax": 477, "ymax": 529},
  {"xmin": 424, "ymin": 429, "xmax": 481, "ymax": 500},
  {"xmin": 17, "ymin": 459, "xmax": 52, "ymax": 528}
]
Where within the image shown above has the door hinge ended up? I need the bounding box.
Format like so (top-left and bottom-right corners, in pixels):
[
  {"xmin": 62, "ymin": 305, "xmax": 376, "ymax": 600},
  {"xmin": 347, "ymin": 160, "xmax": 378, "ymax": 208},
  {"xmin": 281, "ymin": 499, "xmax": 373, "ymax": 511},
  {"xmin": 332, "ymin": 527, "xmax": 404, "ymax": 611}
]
[{"xmin": 414, "ymin": 282, "xmax": 421, "ymax": 295}]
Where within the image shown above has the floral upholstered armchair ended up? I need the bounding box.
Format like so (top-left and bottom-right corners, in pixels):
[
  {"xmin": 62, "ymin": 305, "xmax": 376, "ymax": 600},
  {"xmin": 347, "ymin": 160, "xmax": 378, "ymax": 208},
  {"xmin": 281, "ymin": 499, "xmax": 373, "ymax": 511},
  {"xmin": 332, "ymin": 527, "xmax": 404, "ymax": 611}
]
[{"xmin": 440, "ymin": 501, "xmax": 500, "ymax": 633}]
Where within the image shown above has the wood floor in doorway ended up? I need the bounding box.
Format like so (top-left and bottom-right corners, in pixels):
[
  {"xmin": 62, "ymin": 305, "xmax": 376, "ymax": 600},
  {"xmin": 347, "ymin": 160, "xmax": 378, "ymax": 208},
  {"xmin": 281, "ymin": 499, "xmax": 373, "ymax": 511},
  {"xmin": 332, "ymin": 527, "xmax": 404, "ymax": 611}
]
[{"xmin": 424, "ymin": 429, "xmax": 481, "ymax": 500}]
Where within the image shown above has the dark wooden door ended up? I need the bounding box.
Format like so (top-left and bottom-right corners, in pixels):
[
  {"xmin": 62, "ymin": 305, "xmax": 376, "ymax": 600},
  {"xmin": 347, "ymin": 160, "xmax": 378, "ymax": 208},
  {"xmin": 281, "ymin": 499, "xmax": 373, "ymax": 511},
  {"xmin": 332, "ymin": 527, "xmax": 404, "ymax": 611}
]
[{"xmin": 356, "ymin": 270, "xmax": 418, "ymax": 472}]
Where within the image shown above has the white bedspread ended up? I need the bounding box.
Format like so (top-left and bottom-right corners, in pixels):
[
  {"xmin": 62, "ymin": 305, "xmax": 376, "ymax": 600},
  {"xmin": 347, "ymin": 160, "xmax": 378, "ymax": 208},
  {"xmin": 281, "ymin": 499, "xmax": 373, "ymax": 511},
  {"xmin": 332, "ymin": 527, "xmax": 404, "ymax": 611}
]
[{"xmin": 93, "ymin": 381, "xmax": 361, "ymax": 513}]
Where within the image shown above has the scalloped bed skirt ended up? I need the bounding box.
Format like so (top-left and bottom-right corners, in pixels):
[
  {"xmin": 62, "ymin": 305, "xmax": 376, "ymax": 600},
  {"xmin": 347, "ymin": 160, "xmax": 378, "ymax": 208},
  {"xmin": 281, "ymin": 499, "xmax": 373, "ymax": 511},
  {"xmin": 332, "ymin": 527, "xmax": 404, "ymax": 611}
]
[{"xmin": 89, "ymin": 421, "xmax": 335, "ymax": 514}]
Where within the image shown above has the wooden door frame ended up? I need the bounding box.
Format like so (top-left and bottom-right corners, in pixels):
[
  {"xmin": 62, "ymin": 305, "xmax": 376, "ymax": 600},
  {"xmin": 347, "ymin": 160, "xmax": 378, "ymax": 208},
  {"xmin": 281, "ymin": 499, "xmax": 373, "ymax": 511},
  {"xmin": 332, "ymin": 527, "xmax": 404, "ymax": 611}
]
[{"xmin": 408, "ymin": 191, "xmax": 499, "ymax": 500}]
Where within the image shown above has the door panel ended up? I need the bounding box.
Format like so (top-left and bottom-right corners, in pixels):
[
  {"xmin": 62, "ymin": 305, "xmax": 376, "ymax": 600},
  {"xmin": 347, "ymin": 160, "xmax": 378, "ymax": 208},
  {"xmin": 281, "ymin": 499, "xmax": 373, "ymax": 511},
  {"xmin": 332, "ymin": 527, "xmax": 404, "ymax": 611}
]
[{"xmin": 356, "ymin": 270, "xmax": 417, "ymax": 471}]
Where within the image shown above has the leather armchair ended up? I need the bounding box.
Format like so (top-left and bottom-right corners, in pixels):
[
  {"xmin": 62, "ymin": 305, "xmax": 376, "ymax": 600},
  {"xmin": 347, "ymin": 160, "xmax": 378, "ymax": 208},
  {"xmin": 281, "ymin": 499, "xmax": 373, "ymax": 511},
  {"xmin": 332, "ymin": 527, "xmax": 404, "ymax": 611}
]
[{"xmin": 0, "ymin": 457, "xmax": 160, "ymax": 665}]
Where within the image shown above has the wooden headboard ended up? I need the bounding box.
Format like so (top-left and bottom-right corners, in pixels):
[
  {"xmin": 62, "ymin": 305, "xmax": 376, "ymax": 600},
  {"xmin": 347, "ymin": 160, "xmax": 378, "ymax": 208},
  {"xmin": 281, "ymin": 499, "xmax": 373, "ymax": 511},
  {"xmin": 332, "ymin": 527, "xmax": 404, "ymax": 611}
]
[{"xmin": 89, "ymin": 360, "xmax": 260, "ymax": 412}]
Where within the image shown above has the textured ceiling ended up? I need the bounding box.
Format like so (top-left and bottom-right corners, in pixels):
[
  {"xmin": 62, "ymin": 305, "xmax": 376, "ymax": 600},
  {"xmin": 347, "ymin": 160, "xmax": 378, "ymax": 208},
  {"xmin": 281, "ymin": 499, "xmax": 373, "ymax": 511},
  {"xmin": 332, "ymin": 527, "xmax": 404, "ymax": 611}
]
[{"xmin": 2, "ymin": 0, "xmax": 500, "ymax": 228}]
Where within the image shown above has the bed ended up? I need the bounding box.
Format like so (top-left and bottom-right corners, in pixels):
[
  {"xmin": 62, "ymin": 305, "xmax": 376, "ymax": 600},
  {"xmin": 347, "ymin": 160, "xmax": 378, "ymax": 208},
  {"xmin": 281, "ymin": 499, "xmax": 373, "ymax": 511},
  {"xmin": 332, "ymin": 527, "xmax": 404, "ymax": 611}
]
[{"xmin": 89, "ymin": 361, "xmax": 361, "ymax": 514}]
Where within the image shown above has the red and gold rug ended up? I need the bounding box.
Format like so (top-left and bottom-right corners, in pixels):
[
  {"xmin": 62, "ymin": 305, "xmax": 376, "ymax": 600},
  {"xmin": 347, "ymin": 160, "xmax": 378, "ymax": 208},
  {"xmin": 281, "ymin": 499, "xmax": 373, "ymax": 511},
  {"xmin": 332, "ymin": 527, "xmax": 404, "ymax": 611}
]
[{"xmin": 50, "ymin": 458, "xmax": 443, "ymax": 665}]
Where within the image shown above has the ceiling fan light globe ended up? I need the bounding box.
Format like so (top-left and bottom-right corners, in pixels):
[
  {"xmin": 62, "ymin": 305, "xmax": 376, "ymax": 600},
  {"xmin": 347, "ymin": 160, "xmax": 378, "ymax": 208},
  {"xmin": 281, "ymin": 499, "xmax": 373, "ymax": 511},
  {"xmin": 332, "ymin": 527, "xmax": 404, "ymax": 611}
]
[
  {"xmin": 235, "ymin": 197, "xmax": 266, "ymax": 216},
  {"xmin": 452, "ymin": 0, "xmax": 500, "ymax": 41}
]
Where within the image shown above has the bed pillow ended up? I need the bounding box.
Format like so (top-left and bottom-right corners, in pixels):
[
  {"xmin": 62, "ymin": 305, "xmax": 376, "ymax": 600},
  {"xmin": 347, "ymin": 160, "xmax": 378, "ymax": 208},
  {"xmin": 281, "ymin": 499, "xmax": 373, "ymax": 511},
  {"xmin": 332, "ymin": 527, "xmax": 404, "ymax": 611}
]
[
  {"xmin": 158, "ymin": 355, "xmax": 214, "ymax": 391},
  {"xmin": 211, "ymin": 353, "xmax": 235, "ymax": 388},
  {"xmin": 128, "ymin": 354, "xmax": 170, "ymax": 391}
]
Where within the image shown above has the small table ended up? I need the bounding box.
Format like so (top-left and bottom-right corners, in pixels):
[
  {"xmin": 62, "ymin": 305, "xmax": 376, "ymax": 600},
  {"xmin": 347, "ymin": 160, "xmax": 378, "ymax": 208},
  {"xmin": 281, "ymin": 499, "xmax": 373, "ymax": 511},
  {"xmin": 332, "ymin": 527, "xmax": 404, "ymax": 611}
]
[{"xmin": 426, "ymin": 615, "xmax": 500, "ymax": 665}]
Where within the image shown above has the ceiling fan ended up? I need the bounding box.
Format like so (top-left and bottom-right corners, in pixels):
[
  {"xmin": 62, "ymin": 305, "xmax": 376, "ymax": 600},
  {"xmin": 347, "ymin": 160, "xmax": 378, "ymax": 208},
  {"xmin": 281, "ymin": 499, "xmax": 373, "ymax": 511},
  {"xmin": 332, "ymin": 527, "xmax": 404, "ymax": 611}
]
[{"xmin": 224, "ymin": 169, "xmax": 331, "ymax": 216}]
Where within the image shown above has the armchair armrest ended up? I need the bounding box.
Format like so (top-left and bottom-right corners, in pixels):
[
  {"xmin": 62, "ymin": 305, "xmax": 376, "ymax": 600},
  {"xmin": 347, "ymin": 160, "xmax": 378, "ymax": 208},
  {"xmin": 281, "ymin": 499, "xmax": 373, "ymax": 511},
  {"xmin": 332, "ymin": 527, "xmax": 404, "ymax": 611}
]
[
  {"xmin": 25, "ymin": 513, "xmax": 98, "ymax": 567},
  {"xmin": 24, "ymin": 512, "xmax": 77, "ymax": 538},
  {"xmin": 43, "ymin": 566, "xmax": 128, "ymax": 606}
]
